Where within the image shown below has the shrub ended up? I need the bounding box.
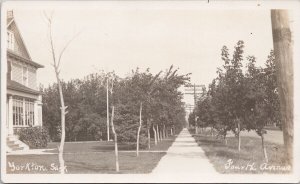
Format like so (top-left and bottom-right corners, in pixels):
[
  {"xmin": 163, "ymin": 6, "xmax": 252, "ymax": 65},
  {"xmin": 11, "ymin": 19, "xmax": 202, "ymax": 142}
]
[{"xmin": 16, "ymin": 127, "xmax": 50, "ymax": 149}]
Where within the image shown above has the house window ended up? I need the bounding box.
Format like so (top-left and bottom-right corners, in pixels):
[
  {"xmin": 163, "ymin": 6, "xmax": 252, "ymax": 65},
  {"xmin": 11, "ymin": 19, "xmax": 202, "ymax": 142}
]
[
  {"xmin": 7, "ymin": 31, "xmax": 15, "ymax": 50},
  {"xmin": 12, "ymin": 97, "xmax": 34, "ymax": 127},
  {"xmin": 13, "ymin": 98, "xmax": 23, "ymax": 126},
  {"xmin": 23, "ymin": 66, "xmax": 28, "ymax": 86}
]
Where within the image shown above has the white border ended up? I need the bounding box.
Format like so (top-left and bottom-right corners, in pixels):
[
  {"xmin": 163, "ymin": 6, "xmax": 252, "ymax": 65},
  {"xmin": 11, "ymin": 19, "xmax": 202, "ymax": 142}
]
[{"xmin": 1, "ymin": 0, "xmax": 300, "ymax": 183}]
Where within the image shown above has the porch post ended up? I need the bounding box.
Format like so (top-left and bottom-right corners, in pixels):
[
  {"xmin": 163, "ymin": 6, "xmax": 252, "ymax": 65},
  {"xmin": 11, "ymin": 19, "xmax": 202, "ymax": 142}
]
[
  {"xmin": 38, "ymin": 104, "xmax": 43, "ymax": 126},
  {"xmin": 23, "ymin": 98, "xmax": 26, "ymax": 126},
  {"xmin": 34, "ymin": 100, "xmax": 38, "ymax": 126},
  {"xmin": 8, "ymin": 96, "xmax": 14, "ymax": 135},
  {"xmin": 34, "ymin": 95, "xmax": 43, "ymax": 127}
]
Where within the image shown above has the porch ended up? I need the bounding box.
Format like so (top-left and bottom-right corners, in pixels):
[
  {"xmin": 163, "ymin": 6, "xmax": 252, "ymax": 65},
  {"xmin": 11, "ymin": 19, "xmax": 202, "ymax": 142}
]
[{"xmin": 6, "ymin": 93, "xmax": 43, "ymax": 135}]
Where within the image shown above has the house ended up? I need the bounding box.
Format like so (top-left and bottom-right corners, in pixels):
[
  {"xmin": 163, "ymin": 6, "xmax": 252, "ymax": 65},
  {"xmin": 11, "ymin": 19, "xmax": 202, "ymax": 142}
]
[{"xmin": 6, "ymin": 11, "xmax": 44, "ymax": 151}]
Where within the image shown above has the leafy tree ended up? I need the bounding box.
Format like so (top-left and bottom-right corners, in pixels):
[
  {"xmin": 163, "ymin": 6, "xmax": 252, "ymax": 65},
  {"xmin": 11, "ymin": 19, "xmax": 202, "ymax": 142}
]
[
  {"xmin": 208, "ymin": 41, "xmax": 247, "ymax": 151},
  {"xmin": 243, "ymin": 51, "xmax": 280, "ymax": 162}
]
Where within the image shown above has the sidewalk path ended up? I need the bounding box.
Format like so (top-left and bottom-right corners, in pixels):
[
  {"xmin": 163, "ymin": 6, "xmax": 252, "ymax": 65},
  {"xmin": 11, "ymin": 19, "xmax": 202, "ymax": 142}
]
[{"xmin": 151, "ymin": 128, "xmax": 218, "ymax": 178}]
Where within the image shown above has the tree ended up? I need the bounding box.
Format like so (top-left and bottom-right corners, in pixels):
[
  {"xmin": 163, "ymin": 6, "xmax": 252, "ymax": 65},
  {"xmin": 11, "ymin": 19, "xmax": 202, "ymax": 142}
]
[
  {"xmin": 44, "ymin": 12, "xmax": 80, "ymax": 174},
  {"xmin": 244, "ymin": 55, "xmax": 269, "ymax": 162},
  {"xmin": 264, "ymin": 50, "xmax": 281, "ymax": 128},
  {"xmin": 108, "ymin": 76, "xmax": 119, "ymax": 172},
  {"xmin": 271, "ymin": 10, "xmax": 293, "ymax": 166},
  {"xmin": 130, "ymin": 69, "xmax": 161, "ymax": 155},
  {"xmin": 214, "ymin": 42, "xmax": 247, "ymax": 151}
]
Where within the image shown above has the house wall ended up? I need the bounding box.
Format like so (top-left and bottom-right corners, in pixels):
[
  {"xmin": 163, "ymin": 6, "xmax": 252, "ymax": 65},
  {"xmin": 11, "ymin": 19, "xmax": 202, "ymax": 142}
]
[
  {"xmin": 11, "ymin": 60, "xmax": 22, "ymax": 83},
  {"xmin": 10, "ymin": 59, "xmax": 37, "ymax": 90},
  {"xmin": 28, "ymin": 66, "xmax": 37, "ymax": 89}
]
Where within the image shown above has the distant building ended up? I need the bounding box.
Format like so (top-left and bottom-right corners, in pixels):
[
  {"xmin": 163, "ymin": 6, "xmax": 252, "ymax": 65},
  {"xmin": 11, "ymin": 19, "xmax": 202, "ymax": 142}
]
[{"xmin": 6, "ymin": 11, "xmax": 44, "ymax": 151}]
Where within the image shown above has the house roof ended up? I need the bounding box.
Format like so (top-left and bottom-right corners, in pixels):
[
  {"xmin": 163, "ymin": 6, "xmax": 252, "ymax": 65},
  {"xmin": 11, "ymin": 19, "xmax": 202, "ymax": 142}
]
[
  {"xmin": 7, "ymin": 79, "xmax": 42, "ymax": 95},
  {"xmin": 7, "ymin": 17, "xmax": 14, "ymax": 27},
  {"xmin": 7, "ymin": 50, "xmax": 44, "ymax": 68},
  {"xmin": 6, "ymin": 11, "xmax": 44, "ymax": 68}
]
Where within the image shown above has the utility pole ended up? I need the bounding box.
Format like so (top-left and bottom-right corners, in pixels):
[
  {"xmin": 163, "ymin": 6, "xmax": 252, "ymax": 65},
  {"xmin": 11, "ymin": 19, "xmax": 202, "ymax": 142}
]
[
  {"xmin": 193, "ymin": 84, "xmax": 198, "ymax": 134},
  {"xmin": 271, "ymin": 10, "xmax": 293, "ymax": 166},
  {"xmin": 185, "ymin": 104, "xmax": 194, "ymax": 127},
  {"xmin": 106, "ymin": 77, "xmax": 110, "ymax": 141},
  {"xmin": 184, "ymin": 84, "xmax": 204, "ymax": 133}
]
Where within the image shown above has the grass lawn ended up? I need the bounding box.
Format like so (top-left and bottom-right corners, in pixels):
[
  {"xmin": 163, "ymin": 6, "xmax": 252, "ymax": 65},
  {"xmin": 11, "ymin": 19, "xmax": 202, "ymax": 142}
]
[
  {"xmin": 6, "ymin": 136, "xmax": 176, "ymax": 174},
  {"xmin": 191, "ymin": 132, "xmax": 291, "ymax": 174},
  {"xmin": 44, "ymin": 136, "xmax": 176, "ymax": 153}
]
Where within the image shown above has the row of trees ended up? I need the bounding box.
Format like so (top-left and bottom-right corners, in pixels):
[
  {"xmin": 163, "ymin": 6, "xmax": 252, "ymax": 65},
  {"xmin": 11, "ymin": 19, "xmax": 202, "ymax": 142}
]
[
  {"xmin": 189, "ymin": 40, "xmax": 280, "ymax": 162},
  {"xmin": 43, "ymin": 66, "xmax": 189, "ymax": 146}
]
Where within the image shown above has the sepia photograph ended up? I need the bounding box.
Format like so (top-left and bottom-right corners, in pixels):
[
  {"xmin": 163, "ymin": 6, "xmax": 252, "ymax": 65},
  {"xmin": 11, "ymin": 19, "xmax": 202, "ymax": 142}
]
[{"xmin": 1, "ymin": 0, "xmax": 300, "ymax": 183}]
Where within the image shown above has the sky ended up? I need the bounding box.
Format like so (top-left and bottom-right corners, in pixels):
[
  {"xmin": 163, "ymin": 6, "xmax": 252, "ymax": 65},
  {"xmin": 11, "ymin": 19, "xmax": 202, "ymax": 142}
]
[{"xmin": 4, "ymin": 1, "xmax": 275, "ymax": 111}]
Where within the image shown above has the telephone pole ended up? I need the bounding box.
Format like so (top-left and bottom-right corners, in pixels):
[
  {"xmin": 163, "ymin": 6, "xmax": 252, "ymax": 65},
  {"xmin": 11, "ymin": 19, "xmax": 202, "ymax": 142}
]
[
  {"xmin": 106, "ymin": 78, "xmax": 110, "ymax": 141},
  {"xmin": 271, "ymin": 10, "xmax": 293, "ymax": 166},
  {"xmin": 184, "ymin": 84, "xmax": 205, "ymax": 133}
]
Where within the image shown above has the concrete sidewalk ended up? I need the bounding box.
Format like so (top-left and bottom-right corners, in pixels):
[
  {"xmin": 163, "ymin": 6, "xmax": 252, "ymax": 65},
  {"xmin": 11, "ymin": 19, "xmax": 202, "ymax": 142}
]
[{"xmin": 151, "ymin": 128, "xmax": 218, "ymax": 177}]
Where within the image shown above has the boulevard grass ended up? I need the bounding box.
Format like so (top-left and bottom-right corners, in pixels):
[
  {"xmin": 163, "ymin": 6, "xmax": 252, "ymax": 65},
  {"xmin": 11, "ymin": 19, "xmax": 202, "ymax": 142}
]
[
  {"xmin": 191, "ymin": 130, "xmax": 290, "ymax": 174},
  {"xmin": 6, "ymin": 135, "xmax": 176, "ymax": 174}
]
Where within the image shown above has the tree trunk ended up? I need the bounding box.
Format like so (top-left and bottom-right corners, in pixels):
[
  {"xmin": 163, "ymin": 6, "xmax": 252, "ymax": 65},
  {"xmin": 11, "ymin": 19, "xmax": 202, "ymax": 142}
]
[
  {"xmin": 162, "ymin": 125, "xmax": 166, "ymax": 139},
  {"xmin": 162, "ymin": 125, "xmax": 165, "ymax": 139},
  {"xmin": 55, "ymin": 68, "xmax": 67, "ymax": 174},
  {"xmin": 261, "ymin": 133, "xmax": 268, "ymax": 163},
  {"xmin": 148, "ymin": 128, "xmax": 151, "ymax": 149},
  {"xmin": 156, "ymin": 125, "xmax": 160, "ymax": 142},
  {"xmin": 195, "ymin": 126, "xmax": 198, "ymax": 134},
  {"xmin": 271, "ymin": 10, "xmax": 293, "ymax": 166},
  {"xmin": 165, "ymin": 127, "xmax": 168, "ymax": 138},
  {"xmin": 224, "ymin": 136, "xmax": 227, "ymax": 145},
  {"xmin": 136, "ymin": 102, "xmax": 142, "ymax": 157},
  {"xmin": 159, "ymin": 129, "xmax": 162, "ymax": 141},
  {"xmin": 153, "ymin": 125, "xmax": 157, "ymax": 145},
  {"xmin": 237, "ymin": 122, "xmax": 241, "ymax": 151},
  {"xmin": 51, "ymin": 56, "xmax": 67, "ymax": 174},
  {"xmin": 111, "ymin": 106, "xmax": 119, "ymax": 172},
  {"xmin": 106, "ymin": 78, "xmax": 110, "ymax": 141}
]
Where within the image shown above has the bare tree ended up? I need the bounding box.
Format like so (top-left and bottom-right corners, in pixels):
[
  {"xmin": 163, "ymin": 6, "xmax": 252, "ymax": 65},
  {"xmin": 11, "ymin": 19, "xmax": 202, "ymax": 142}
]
[
  {"xmin": 44, "ymin": 12, "xmax": 79, "ymax": 174},
  {"xmin": 136, "ymin": 102, "xmax": 143, "ymax": 156},
  {"xmin": 271, "ymin": 10, "xmax": 294, "ymax": 166},
  {"xmin": 110, "ymin": 106, "xmax": 119, "ymax": 172},
  {"xmin": 107, "ymin": 75, "xmax": 119, "ymax": 172}
]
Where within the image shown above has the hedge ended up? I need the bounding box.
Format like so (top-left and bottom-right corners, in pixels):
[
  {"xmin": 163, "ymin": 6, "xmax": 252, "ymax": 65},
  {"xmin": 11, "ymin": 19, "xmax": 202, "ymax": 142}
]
[{"xmin": 16, "ymin": 126, "xmax": 50, "ymax": 149}]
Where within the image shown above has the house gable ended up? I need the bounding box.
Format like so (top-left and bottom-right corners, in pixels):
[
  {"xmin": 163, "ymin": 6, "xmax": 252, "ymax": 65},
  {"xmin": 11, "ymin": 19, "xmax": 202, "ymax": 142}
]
[{"xmin": 7, "ymin": 18, "xmax": 32, "ymax": 60}]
